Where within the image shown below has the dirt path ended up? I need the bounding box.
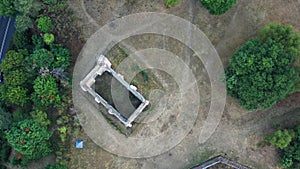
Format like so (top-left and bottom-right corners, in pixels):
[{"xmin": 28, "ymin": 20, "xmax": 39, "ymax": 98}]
[{"xmin": 69, "ymin": 0, "xmax": 300, "ymax": 168}]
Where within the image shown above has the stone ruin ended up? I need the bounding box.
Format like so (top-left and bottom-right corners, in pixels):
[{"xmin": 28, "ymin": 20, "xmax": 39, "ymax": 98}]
[{"xmin": 80, "ymin": 55, "xmax": 149, "ymax": 127}]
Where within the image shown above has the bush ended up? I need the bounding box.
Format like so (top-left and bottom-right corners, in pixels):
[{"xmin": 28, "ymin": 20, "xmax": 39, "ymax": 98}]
[
  {"xmin": 268, "ymin": 125, "xmax": 300, "ymax": 168},
  {"xmin": 30, "ymin": 109, "xmax": 51, "ymax": 127},
  {"xmin": 15, "ymin": 15, "xmax": 34, "ymax": 33},
  {"xmin": 3, "ymin": 70, "xmax": 27, "ymax": 86},
  {"xmin": 259, "ymin": 23, "xmax": 300, "ymax": 58},
  {"xmin": 43, "ymin": 33, "xmax": 55, "ymax": 45},
  {"xmin": 165, "ymin": 0, "xmax": 179, "ymax": 8},
  {"xmin": 5, "ymin": 120, "xmax": 52, "ymax": 162},
  {"xmin": 199, "ymin": 0, "xmax": 237, "ymax": 15},
  {"xmin": 45, "ymin": 163, "xmax": 68, "ymax": 169},
  {"xmin": 37, "ymin": 16, "xmax": 52, "ymax": 33},
  {"xmin": 32, "ymin": 35, "xmax": 45, "ymax": 50},
  {"xmin": 5, "ymin": 86, "xmax": 28, "ymax": 106},
  {"xmin": 50, "ymin": 44, "xmax": 71, "ymax": 70},
  {"xmin": 30, "ymin": 48, "xmax": 54, "ymax": 69},
  {"xmin": 225, "ymin": 38, "xmax": 298, "ymax": 111},
  {"xmin": 32, "ymin": 75, "xmax": 61, "ymax": 107},
  {"xmin": 0, "ymin": 50, "xmax": 24, "ymax": 74},
  {"xmin": 264, "ymin": 129, "xmax": 294, "ymax": 149},
  {"xmin": 12, "ymin": 30, "xmax": 31, "ymax": 50},
  {"xmin": 0, "ymin": 107, "xmax": 12, "ymax": 130},
  {"xmin": 0, "ymin": 0, "xmax": 16, "ymax": 17}
]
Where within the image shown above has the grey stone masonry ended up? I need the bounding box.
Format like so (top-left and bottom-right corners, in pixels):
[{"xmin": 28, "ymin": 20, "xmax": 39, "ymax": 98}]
[
  {"xmin": 192, "ymin": 156, "xmax": 251, "ymax": 169},
  {"xmin": 80, "ymin": 55, "xmax": 149, "ymax": 127}
]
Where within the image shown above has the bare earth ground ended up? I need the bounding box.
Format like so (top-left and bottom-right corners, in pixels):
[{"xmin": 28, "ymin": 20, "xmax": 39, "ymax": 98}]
[{"xmin": 68, "ymin": 0, "xmax": 300, "ymax": 169}]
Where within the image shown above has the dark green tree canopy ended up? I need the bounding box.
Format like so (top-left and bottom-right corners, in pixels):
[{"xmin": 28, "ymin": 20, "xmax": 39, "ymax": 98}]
[
  {"xmin": 199, "ymin": 0, "xmax": 237, "ymax": 15},
  {"xmin": 226, "ymin": 38, "xmax": 298, "ymax": 111},
  {"xmin": 5, "ymin": 119, "xmax": 52, "ymax": 160}
]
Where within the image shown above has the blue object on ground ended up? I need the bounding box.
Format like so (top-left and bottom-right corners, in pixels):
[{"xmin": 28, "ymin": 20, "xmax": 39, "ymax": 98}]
[
  {"xmin": 76, "ymin": 140, "xmax": 84, "ymax": 148},
  {"xmin": 0, "ymin": 16, "xmax": 16, "ymax": 84}
]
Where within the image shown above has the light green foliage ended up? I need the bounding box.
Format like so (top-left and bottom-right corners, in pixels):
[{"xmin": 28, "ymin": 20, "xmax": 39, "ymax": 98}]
[
  {"xmin": 30, "ymin": 109, "xmax": 50, "ymax": 127},
  {"xmin": 58, "ymin": 126, "xmax": 67, "ymax": 143},
  {"xmin": 0, "ymin": 50, "xmax": 29, "ymax": 106},
  {"xmin": 3, "ymin": 70, "xmax": 27, "ymax": 86},
  {"xmin": 0, "ymin": 50, "xmax": 24, "ymax": 74},
  {"xmin": 226, "ymin": 38, "xmax": 298, "ymax": 111},
  {"xmin": 32, "ymin": 75, "xmax": 61, "ymax": 107},
  {"xmin": 268, "ymin": 125, "xmax": 300, "ymax": 168},
  {"xmin": 15, "ymin": 15, "xmax": 34, "ymax": 33},
  {"xmin": 30, "ymin": 48, "xmax": 54, "ymax": 69},
  {"xmin": 5, "ymin": 120, "xmax": 52, "ymax": 162},
  {"xmin": 5, "ymin": 86, "xmax": 28, "ymax": 106},
  {"xmin": 50, "ymin": 44, "xmax": 71, "ymax": 70},
  {"xmin": 37, "ymin": 16, "xmax": 52, "ymax": 33},
  {"xmin": 264, "ymin": 129, "xmax": 294, "ymax": 149},
  {"xmin": 199, "ymin": 0, "xmax": 237, "ymax": 15},
  {"xmin": 259, "ymin": 23, "xmax": 300, "ymax": 58},
  {"xmin": 43, "ymin": 33, "xmax": 55, "ymax": 45},
  {"xmin": 165, "ymin": 0, "xmax": 179, "ymax": 8}
]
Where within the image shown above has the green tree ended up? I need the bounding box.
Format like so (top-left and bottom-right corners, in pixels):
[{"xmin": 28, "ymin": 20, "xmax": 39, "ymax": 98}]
[
  {"xmin": 5, "ymin": 120, "xmax": 52, "ymax": 162},
  {"xmin": 15, "ymin": 15, "xmax": 34, "ymax": 33},
  {"xmin": 32, "ymin": 75, "xmax": 61, "ymax": 107},
  {"xmin": 4, "ymin": 86, "xmax": 28, "ymax": 106},
  {"xmin": 12, "ymin": 31, "xmax": 31, "ymax": 50},
  {"xmin": 199, "ymin": 0, "xmax": 237, "ymax": 15},
  {"xmin": 30, "ymin": 48, "xmax": 54, "ymax": 69},
  {"xmin": 45, "ymin": 163, "xmax": 68, "ymax": 169},
  {"xmin": 43, "ymin": 33, "xmax": 55, "ymax": 45},
  {"xmin": 165, "ymin": 0, "xmax": 179, "ymax": 8},
  {"xmin": 264, "ymin": 129, "xmax": 294, "ymax": 149},
  {"xmin": 37, "ymin": 16, "xmax": 52, "ymax": 33},
  {"xmin": 226, "ymin": 38, "xmax": 298, "ymax": 111},
  {"xmin": 0, "ymin": 0, "xmax": 16, "ymax": 16},
  {"xmin": 50, "ymin": 44, "xmax": 71, "ymax": 70},
  {"xmin": 0, "ymin": 50, "xmax": 29, "ymax": 106},
  {"xmin": 0, "ymin": 50, "xmax": 24, "ymax": 74},
  {"xmin": 259, "ymin": 23, "xmax": 300, "ymax": 58},
  {"xmin": 30, "ymin": 109, "xmax": 51, "ymax": 127},
  {"xmin": 3, "ymin": 70, "xmax": 27, "ymax": 86},
  {"xmin": 0, "ymin": 107, "xmax": 12, "ymax": 130}
]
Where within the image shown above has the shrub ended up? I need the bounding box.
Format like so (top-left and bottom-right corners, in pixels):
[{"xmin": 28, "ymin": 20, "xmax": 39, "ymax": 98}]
[
  {"xmin": 0, "ymin": 107, "xmax": 12, "ymax": 130},
  {"xmin": 45, "ymin": 163, "xmax": 68, "ymax": 169},
  {"xmin": 225, "ymin": 38, "xmax": 298, "ymax": 111},
  {"xmin": 12, "ymin": 30, "xmax": 31, "ymax": 50},
  {"xmin": 31, "ymin": 35, "xmax": 45, "ymax": 50},
  {"xmin": 199, "ymin": 0, "xmax": 237, "ymax": 15},
  {"xmin": 3, "ymin": 70, "xmax": 27, "ymax": 86},
  {"xmin": 30, "ymin": 109, "xmax": 51, "ymax": 127},
  {"xmin": 165, "ymin": 0, "xmax": 179, "ymax": 8},
  {"xmin": 30, "ymin": 48, "xmax": 54, "ymax": 69},
  {"xmin": 15, "ymin": 15, "xmax": 34, "ymax": 33},
  {"xmin": 0, "ymin": 0, "xmax": 16, "ymax": 16},
  {"xmin": 37, "ymin": 16, "xmax": 52, "ymax": 33},
  {"xmin": 43, "ymin": 33, "xmax": 55, "ymax": 45},
  {"xmin": 259, "ymin": 23, "xmax": 300, "ymax": 58},
  {"xmin": 32, "ymin": 75, "xmax": 61, "ymax": 107},
  {"xmin": 50, "ymin": 44, "xmax": 71, "ymax": 70},
  {"xmin": 5, "ymin": 86, "xmax": 28, "ymax": 106},
  {"xmin": 264, "ymin": 129, "xmax": 294, "ymax": 149},
  {"xmin": 5, "ymin": 120, "xmax": 52, "ymax": 163},
  {"xmin": 0, "ymin": 50, "xmax": 24, "ymax": 74}
]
